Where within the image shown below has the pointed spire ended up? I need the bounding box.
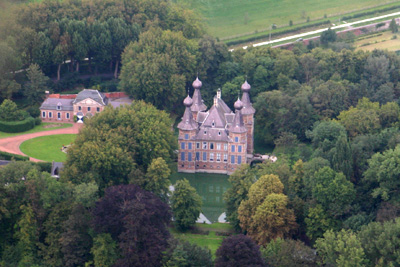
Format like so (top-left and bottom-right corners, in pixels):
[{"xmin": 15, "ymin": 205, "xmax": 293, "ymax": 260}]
[
  {"xmin": 230, "ymin": 98, "xmax": 247, "ymax": 133},
  {"xmin": 241, "ymin": 80, "xmax": 255, "ymax": 115},
  {"xmin": 178, "ymin": 95, "xmax": 197, "ymax": 131},
  {"xmin": 191, "ymin": 76, "xmax": 207, "ymax": 112}
]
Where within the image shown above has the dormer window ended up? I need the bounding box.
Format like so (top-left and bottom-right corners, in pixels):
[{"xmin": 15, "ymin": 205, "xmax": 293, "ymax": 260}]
[
  {"xmin": 218, "ymin": 131, "xmax": 221, "ymax": 136},
  {"xmin": 212, "ymin": 121, "xmax": 215, "ymax": 127},
  {"xmin": 57, "ymin": 102, "xmax": 62, "ymax": 110},
  {"xmin": 204, "ymin": 131, "xmax": 207, "ymax": 135}
]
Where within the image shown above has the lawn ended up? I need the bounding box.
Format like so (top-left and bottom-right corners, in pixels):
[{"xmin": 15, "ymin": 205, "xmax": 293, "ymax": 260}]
[
  {"xmin": 175, "ymin": 0, "xmax": 398, "ymax": 40},
  {"xmin": 0, "ymin": 123, "xmax": 73, "ymax": 139},
  {"xmin": 355, "ymin": 30, "xmax": 400, "ymax": 52},
  {"xmin": 171, "ymin": 223, "xmax": 234, "ymax": 257},
  {"xmin": 20, "ymin": 134, "xmax": 76, "ymax": 162}
]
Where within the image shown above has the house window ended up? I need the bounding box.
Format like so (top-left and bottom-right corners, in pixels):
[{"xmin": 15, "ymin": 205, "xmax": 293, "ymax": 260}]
[
  {"xmin": 238, "ymin": 155, "xmax": 242, "ymax": 164},
  {"xmin": 181, "ymin": 142, "xmax": 185, "ymax": 149},
  {"xmin": 88, "ymin": 107, "xmax": 91, "ymax": 111},
  {"xmin": 97, "ymin": 107, "xmax": 100, "ymax": 112},
  {"xmin": 231, "ymin": 155, "xmax": 235, "ymax": 164},
  {"xmin": 203, "ymin": 152, "xmax": 207, "ymax": 161},
  {"xmin": 224, "ymin": 154, "xmax": 228, "ymax": 162},
  {"xmin": 224, "ymin": 144, "xmax": 228, "ymax": 151},
  {"xmin": 188, "ymin": 143, "xmax": 192, "ymax": 149},
  {"xmin": 202, "ymin": 142, "xmax": 207, "ymax": 149},
  {"xmin": 66, "ymin": 113, "xmax": 70, "ymax": 119},
  {"xmin": 188, "ymin": 152, "xmax": 192, "ymax": 162},
  {"xmin": 185, "ymin": 134, "xmax": 189, "ymax": 140},
  {"xmin": 210, "ymin": 143, "xmax": 214, "ymax": 150},
  {"xmin": 210, "ymin": 153, "xmax": 214, "ymax": 161},
  {"xmin": 196, "ymin": 142, "xmax": 200, "ymax": 149},
  {"xmin": 238, "ymin": 145, "xmax": 242, "ymax": 153},
  {"xmin": 196, "ymin": 152, "xmax": 200, "ymax": 161},
  {"xmin": 217, "ymin": 153, "xmax": 221, "ymax": 162},
  {"xmin": 217, "ymin": 143, "xmax": 221, "ymax": 150},
  {"xmin": 78, "ymin": 106, "xmax": 82, "ymax": 111},
  {"xmin": 42, "ymin": 111, "xmax": 46, "ymax": 118},
  {"xmin": 235, "ymin": 137, "xmax": 239, "ymax": 142},
  {"xmin": 57, "ymin": 112, "xmax": 61, "ymax": 119},
  {"xmin": 231, "ymin": 145, "xmax": 235, "ymax": 153},
  {"xmin": 49, "ymin": 112, "xmax": 52, "ymax": 118},
  {"xmin": 181, "ymin": 152, "xmax": 185, "ymax": 161}
]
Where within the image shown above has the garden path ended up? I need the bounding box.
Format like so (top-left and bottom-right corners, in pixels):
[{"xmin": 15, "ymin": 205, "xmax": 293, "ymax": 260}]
[{"xmin": 0, "ymin": 123, "xmax": 83, "ymax": 162}]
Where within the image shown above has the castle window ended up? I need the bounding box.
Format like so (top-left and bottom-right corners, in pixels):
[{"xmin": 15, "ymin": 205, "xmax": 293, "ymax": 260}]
[
  {"xmin": 217, "ymin": 143, "xmax": 221, "ymax": 150},
  {"xmin": 97, "ymin": 107, "xmax": 100, "ymax": 112},
  {"xmin": 185, "ymin": 134, "xmax": 189, "ymax": 140},
  {"xmin": 217, "ymin": 153, "xmax": 221, "ymax": 162},
  {"xmin": 210, "ymin": 143, "xmax": 214, "ymax": 150},
  {"xmin": 231, "ymin": 145, "xmax": 235, "ymax": 153},
  {"xmin": 224, "ymin": 154, "xmax": 228, "ymax": 162},
  {"xmin": 210, "ymin": 153, "xmax": 214, "ymax": 161},
  {"xmin": 88, "ymin": 107, "xmax": 91, "ymax": 111},
  {"xmin": 181, "ymin": 152, "xmax": 185, "ymax": 161},
  {"xmin": 203, "ymin": 152, "xmax": 207, "ymax": 161},
  {"xmin": 224, "ymin": 144, "xmax": 228, "ymax": 151},
  {"xmin": 196, "ymin": 142, "xmax": 200, "ymax": 149},
  {"xmin": 212, "ymin": 122, "xmax": 215, "ymax": 127},
  {"xmin": 231, "ymin": 155, "xmax": 235, "ymax": 164},
  {"xmin": 235, "ymin": 137, "xmax": 239, "ymax": 142},
  {"xmin": 204, "ymin": 131, "xmax": 207, "ymax": 135},
  {"xmin": 188, "ymin": 143, "xmax": 192, "ymax": 149},
  {"xmin": 238, "ymin": 156, "xmax": 242, "ymax": 164},
  {"xmin": 203, "ymin": 142, "xmax": 207, "ymax": 149},
  {"xmin": 188, "ymin": 152, "xmax": 192, "ymax": 162},
  {"xmin": 238, "ymin": 145, "xmax": 242, "ymax": 153},
  {"xmin": 181, "ymin": 142, "xmax": 185, "ymax": 149},
  {"xmin": 218, "ymin": 131, "xmax": 221, "ymax": 136},
  {"xmin": 196, "ymin": 152, "xmax": 200, "ymax": 161}
]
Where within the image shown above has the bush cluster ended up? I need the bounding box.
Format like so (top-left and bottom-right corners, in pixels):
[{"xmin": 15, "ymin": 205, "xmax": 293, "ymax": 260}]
[
  {"xmin": 342, "ymin": 5, "xmax": 400, "ymax": 21},
  {"xmin": 0, "ymin": 151, "xmax": 29, "ymax": 161},
  {"xmin": 0, "ymin": 116, "xmax": 35, "ymax": 133}
]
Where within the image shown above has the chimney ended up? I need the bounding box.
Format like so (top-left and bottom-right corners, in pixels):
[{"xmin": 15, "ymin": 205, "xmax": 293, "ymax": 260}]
[
  {"xmin": 45, "ymin": 91, "xmax": 50, "ymax": 98},
  {"xmin": 217, "ymin": 88, "xmax": 221, "ymax": 99}
]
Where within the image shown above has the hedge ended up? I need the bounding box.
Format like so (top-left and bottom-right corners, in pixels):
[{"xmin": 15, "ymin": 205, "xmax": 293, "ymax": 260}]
[
  {"xmin": 35, "ymin": 162, "xmax": 52, "ymax": 173},
  {"xmin": 0, "ymin": 151, "xmax": 29, "ymax": 161},
  {"xmin": 342, "ymin": 5, "xmax": 400, "ymax": 21},
  {"xmin": 0, "ymin": 116, "xmax": 35, "ymax": 133}
]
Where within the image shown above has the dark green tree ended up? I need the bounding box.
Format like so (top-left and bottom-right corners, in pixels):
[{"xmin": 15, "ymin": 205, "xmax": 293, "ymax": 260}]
[
  {"xmin": 24, "ymin": 63, "xmax": 49, "ymax": 104},
  {"xmin": 320, "ymin": 28, "xmax": 337, "ymax": 45},
  {"xmin": 390, "ymin": 18, "xmax": 398, "ymax": 33}
]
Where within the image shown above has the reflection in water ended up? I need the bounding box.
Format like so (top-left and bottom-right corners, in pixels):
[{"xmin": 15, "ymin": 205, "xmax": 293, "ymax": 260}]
[{"xmin": 170, "ymin": 172, "xmax": 230, "ymax": 223}]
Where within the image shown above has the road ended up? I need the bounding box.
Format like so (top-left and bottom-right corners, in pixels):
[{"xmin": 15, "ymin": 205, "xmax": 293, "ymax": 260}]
[{"xmin": 231, "ymin": 11, "xmax": 400, "ymax": 50}]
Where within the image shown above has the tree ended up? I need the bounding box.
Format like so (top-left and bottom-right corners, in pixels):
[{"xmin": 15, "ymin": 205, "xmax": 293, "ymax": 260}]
[
  {"xmin": 164, "ymin": 239, "xmax": 213, "ymax": 267},
  {"xmin": 224, "ymin": 164, "xmax": 256, "ymax": 232},
  {"xmin": 0, "ymin": 99, "xmax": 24, "ymax": 121},
  {"xmin": 215, "ymin": 234, "xmax": 264, "ymax": 267},
  {"xmin": 390, "ymin": 18, "xmax": 398, "ymax": 33},
  {"xmin": 61, "ymin": 102, "xmax": 175, "ymax": 192},
  {"xmin": 119, "ymin": 28, "xmax": 197, "ymax": 111},
  {"xmin": 92, "ymin": 184, "xmax": 171, "ymax": 267},
  {"xmin": 320, "ymin": 28, "xmax": 337, "ymax": 45},
  {"xmin": 24, "ymin": 63, "xmax": 49, "ymax": 104},
  {"xmin": 91, "ymin": 233, "xmax": 120, "ymax": 267},
  {"xmin": 315, "ymin": 229, "xmax": 367, "ymax": 267},
  {"xmin": 171, "ymin": 179, "xmax": 202, "ymax": 230}
]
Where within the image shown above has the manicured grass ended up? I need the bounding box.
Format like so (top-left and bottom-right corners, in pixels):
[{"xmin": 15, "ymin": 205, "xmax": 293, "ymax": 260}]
[
  {"xmin": 176, "ymin": 0, "xmax": 398, "ymax": 40},
  {"xmin": 20, "ymin": 134, "xmax": 76, "ymax": 162},
  {"xmin": 355, "ymin": 30, "xmax": 400, "ymax": 52},
  {"xmin": 0, "ymin": 123, "xmax": 73, "ymax": 139},
  {"xmin": 171, "ymin": 223, "xmax": 234, "ymax": 257}
]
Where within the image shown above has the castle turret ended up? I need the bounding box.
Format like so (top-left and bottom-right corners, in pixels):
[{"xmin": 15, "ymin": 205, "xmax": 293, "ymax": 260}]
[
  {"xmin": 240, "ymin": 80, "xmax": 255, "ymax": 155},
  {"xmin": 178, "ymin": 95, "xmax": 198, "ymax": 173},
  {"xmin": 190, "ymin": 77, "xmax": 207, "ymax": 121}
]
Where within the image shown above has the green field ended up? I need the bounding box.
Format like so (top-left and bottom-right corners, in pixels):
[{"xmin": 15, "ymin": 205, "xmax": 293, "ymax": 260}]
[
  {"xmin": 0, "ymin": 123, "xmax": 73, "ymax": 139},
  {"xmin": 20, "ymin": 134, "xmax": 76, "ymax": 162},
  {"xmin": 175, "ymin": 0, "xmax": 399, "ymax": 40},
  {"xmin": 355, "ymin": 31, "xmax": 400, "ymax": 52},
  {"xmin": 171, "ymin": 223, "xmax": 234, "ymax": 257}
]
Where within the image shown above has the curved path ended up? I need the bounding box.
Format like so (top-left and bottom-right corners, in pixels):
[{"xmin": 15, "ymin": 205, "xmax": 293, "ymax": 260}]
[{"xmin": 0, "ymin": 123, "xmax": 83, "ymax": 162}]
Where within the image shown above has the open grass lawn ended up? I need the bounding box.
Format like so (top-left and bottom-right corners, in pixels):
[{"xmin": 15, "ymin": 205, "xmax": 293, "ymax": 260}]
[
  {"xmin": 355, "ymin": 31, "xmax": 400, "ymax": 52},
  {"xmin": 171, "ymin": 223, "xmax": 234, "ymax": 257},
  {"xmin": 0, "ymin": 123, "xmax": 73, "ymax": 139},
  {"xmin": 20, "ymin": 134, "xmax": 76, "ymax": 162},
  {"xmin": 176, "ymin": 0, "xmax": 398, "ymax": 39}
]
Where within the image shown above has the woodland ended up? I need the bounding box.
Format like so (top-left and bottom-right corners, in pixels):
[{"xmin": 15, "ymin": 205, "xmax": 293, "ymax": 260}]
[{"xmin": 1, "ymin": 0, "xmax": 400, "ymax": 266}]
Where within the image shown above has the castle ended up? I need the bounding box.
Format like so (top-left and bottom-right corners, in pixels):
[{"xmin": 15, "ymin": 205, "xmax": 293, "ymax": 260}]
[{"xmin": 177, "ymin": 77, "xmax": 255, "ymax": 174}]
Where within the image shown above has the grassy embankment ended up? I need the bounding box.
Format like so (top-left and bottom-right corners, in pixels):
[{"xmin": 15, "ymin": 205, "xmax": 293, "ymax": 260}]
[
  {"xmin": 20, "ymin": 134, "xmax": 76, "ymax": 161},
  {"xmin": 0, "ymin": 123, "xmax": 73, "ymax": 139},
  {"xmin": 355, "ymin": 30, "xmax": 400, "ymax": 52}
]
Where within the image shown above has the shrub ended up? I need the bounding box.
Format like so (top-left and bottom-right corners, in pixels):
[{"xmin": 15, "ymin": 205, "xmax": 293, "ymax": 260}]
[
  {"xmin": 289, "ymin": 20, "xmax": 293, "ymax": 26},
  {"xmin": 34, "ymin": 161, "xmax": 52, "ymax": 173},
  {"xmin": 34, "ymin": 117, "xmax": 42, "ymax": 125},
  {"xmin": 0, "ymin": 151, "xmax": 29, "ymax": 161},
  {"xmin": 26, "ymin": 106, "xmax": 41, "ymax": 118},
  {"xmin": 0, "ymin": 116, "xmax": 35, "ymax": 133}
]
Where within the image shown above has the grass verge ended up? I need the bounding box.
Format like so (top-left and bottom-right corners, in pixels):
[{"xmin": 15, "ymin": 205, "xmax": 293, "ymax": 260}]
[
  {"xmin": 0, "ymin": 123, "xmax": 73, "ymax": 139},
  {"xmin": 20, "ymin": 134, "xmax": 76, "ymax": 162}
]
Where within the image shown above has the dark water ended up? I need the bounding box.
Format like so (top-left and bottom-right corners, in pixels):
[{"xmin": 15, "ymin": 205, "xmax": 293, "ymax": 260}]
[{"xmin": 170, "ymin": 172, "xmax": 230, "ymax": 223}]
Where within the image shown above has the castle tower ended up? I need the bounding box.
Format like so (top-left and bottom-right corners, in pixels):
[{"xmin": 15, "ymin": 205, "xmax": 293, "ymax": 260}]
[
  {"xmin": 190, "ymin": 77, "xmax": 207, "ymax": 121},
  {"xmin": 240, "ymin": 81, "xmax": 255, "ymax": 155},
  {"xmin": 177, "ymin": 95, "xmax": 198, "ymax": 173},
  {"xmin": 228, "ymin": 98, "xmax": 248, "ymax": 173}
]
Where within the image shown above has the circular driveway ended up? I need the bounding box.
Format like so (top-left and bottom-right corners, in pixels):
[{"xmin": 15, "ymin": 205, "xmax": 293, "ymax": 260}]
[{"xmin": 0, "ymin": 123, "xmax": 83, "ymax": 162}]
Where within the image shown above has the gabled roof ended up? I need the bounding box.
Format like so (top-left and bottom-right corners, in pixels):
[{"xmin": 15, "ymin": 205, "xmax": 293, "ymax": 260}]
[
  {"xmin": 40, "ymin": 98, "xmax": 74, "ymax": 111},
  {"xmin": 202, "ymin": 104, "xmax": 227, "ymax": 128},
  {"xmin": 73, "ymin": 89, "xmax": 108, "ymax": 105}
]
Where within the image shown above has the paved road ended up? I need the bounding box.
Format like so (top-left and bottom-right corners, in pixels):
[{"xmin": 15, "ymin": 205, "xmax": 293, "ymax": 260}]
[
  {"xmin": 231, "ymin": 11, "xmax": 400, "ymax": 50},
  {"xmin": 0, "ymin": 123, "xmax": 83, "ymax": 162}
]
